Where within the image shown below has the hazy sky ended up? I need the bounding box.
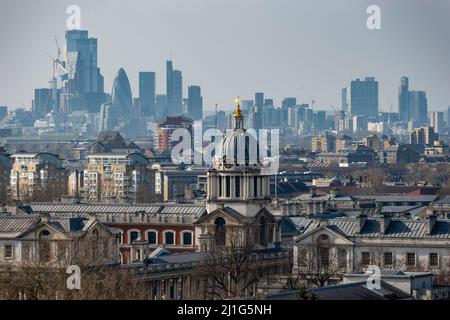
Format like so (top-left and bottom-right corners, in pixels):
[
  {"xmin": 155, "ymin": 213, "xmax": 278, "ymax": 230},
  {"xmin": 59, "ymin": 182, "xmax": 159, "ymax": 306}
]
[{"xmin": 1, "ymin": 0, "xmax": 450, "ymax": 113}]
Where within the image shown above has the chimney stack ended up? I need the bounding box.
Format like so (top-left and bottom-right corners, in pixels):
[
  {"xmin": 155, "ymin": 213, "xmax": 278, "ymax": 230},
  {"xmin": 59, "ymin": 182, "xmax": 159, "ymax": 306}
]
[
  {"xmin": 358, "ymin": 214, "xmax": 367, "ymax": 233},
  {"xmin": 428, "ymin": 214, "xmax": 437, "ymax": 235},
  {"xmin": 379, "ymin": 213, "xmax": 391, "ymax": 234}
]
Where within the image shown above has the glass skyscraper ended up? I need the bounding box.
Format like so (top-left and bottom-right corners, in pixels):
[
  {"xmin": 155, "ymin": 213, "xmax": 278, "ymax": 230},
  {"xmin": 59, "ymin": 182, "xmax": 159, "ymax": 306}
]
[
  {"xmin": 187, "ymin": 85, "xmax": 203, "ymax": 121},
  {"xmin": 61, "ymin": 30, "xmax": 105, "ymax": 113},
  {"xmin": 166, "ymin": 60, "xmax": 183, "ymax": 116},
  {"xmin": 139, "ymin": 72, "xmax": 156, "ymax": 117}
]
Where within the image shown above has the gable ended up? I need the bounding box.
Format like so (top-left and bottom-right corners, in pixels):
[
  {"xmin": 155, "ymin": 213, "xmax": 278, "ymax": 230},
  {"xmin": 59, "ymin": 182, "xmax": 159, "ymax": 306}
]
[
  {"xmin": 194, "ymin": 207, "xmax": 246, "ymax": 225},
  {"xmin": 19, "ymin": 222, "xmax": 71, "ymax": 240},
  {"xmin": 296, "ymin": 226, "xmax": 354, "ymax": 246}
]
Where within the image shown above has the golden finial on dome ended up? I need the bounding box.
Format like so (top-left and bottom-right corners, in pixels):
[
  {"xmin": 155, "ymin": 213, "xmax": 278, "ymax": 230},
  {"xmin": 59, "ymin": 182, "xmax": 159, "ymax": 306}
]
[{"xmin": 233, "ymin": 96, "xmax": 242, "ymax": 118}]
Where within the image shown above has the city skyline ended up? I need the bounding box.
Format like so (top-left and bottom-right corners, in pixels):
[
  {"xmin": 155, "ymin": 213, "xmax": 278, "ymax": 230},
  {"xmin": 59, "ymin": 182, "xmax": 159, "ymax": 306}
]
[{"xmin": 1, "ymin": 0, "xmax": 450, "ymax": 113}]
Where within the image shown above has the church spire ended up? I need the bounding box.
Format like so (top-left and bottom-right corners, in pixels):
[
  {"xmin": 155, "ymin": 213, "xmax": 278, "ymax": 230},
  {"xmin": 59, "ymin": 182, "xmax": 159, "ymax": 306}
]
[{"xmin": 233, "ymin": 96, "xmax": 244, "ymax": 129}]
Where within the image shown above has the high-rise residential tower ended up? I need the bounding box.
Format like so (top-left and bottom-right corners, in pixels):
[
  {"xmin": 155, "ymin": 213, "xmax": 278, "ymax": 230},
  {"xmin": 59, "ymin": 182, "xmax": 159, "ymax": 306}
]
[
  {"xmin": 399, "ymin": 76, "xmax": 410, "ymax": 122},
  {"xmin": 345, "ymin": 77, "xmax": 378, "ymax": 118},
  {"xmin": 409, "ymin": 91, "xmax": 428, "ymax": 125},
  {"xmin": 430, "ymin": 111, "xmax": 444, "ymax": 135}
]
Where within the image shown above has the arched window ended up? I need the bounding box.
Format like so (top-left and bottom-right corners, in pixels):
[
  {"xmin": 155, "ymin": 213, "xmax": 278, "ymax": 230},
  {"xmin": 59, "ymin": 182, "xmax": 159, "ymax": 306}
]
[
  {"xmin": 182, "ymin": 231, "xmax": 193, "ymax": 245},
  {"xmin": 147, "ymin": 231, "xmax": 157, "ymax": 245},
  {"xmin": 317, "ymin": 234, "xmax": 330, "ymax": 267},
  {"xmin": 129, "ymin": 230, "xmax": 140, "ymax": 244},
  {"xmin": 235, "ymin": 176, "xmax": 241, "ymax": 198},
  {"xmin": 39, "ymin": 230, "xmax": 51, "ymax": 239},
  {"xmin": 164, "ymin": 231, "xmax": 175, "ymax": 245},
  {"xmin": 215, "ymin": 217, "xmax": 226, "ymax": 246},
  {"xmin": 92, "ymin": 228, "xmax": 99, "ymax": 236}
]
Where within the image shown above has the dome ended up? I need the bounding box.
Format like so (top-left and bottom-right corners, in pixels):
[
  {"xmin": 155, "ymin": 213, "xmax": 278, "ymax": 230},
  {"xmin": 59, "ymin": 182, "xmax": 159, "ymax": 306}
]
[
  {"xmin": 111, "ymin": 68, "xmax": 132, "ymax": 118},
  {"xmin": 212, "ymin": 101, "xmax": 261, "ymax": 170},
  {"xmin": 214, "ymin": 129, "xmax": 260, "ymax": 169}
]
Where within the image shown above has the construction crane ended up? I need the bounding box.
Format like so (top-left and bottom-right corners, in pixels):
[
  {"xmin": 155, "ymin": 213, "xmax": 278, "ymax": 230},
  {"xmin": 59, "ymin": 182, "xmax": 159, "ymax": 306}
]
[{"xmin": 299, "ymin": 85, "xmax": 316, "ymax": 111}]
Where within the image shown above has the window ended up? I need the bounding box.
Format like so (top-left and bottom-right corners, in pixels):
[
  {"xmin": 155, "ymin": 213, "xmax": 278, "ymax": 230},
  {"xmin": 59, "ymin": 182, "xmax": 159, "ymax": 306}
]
[
  {"xmin": 338, "ymin": 249, "xmax": 347, "ymax": 268},
  {"xmin": 164, "ymin": 231, "xmax": 175, "ymax": 245},
  {"xmin": 4, "ymin": 245, "xmax": 13, "ymax": 259},
  {"xmin": 226, "ymin": 176, "xmax": 231, "ymax": 197},
  {"xmin": 407, "ymin": 253, "xmax": 416, "ymax": 267},
  {"xmin": 215, "ymin": 217, "xmax": 226, "ymax": 246},
  {"xmin": 182, "ymin": 232, "xmax": 192, "ymax": 245},
  {"xmin": 362, "ymin": 252, "xmax": 371, "ymax": 266},
  {"xmin": 429, "ymin": 253, "xmax": 439, "ymax": 267},
  {"xmin": 299, "ymin": 248, "xmax": 308, "ymax": 267},
  {"xmin": 235, "ymin": 176, "xmax": 241, "ymax": 198},
  {"xmin": 259, "ymin": 216, "xmax": 267, "ymax": 245},
  {"xmin": 147, "ymin": 231, "xmax": 157, "ymax": 245},
  {"xmin": 219, "ymin": 176, "xmax": 222, "ymax": 197},
  {"xmin": 39, "ymin": 230, "xmax": 51, "ymax": 262},
  {"xmin": 384, "ymin": 252, "xmax": 393, "ymax": 266},
  {"xmin": 254, "ymin": 177, "xmax": 258, "ymax": 197},
  {"xmin": 129, "ymin": 231, "xmax": 140, "ymax": 244}
]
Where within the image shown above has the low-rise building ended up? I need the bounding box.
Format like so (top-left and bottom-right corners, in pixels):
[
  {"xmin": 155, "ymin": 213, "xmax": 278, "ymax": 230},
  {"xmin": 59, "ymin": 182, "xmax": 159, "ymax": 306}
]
[
  {"xmin": 82, "ymin": 152, "xmax": 155, "ymax": 203},
  {"xmin": 293, "ymin": 214, "xmax": 450, "ymax": 277},
  {"xmin": 9, "ymin": 153, "xmax": 68, "ymax": 202},
  {"xmin": 0, "ymin": 214, "xmax": 119, "ymax": 266}
]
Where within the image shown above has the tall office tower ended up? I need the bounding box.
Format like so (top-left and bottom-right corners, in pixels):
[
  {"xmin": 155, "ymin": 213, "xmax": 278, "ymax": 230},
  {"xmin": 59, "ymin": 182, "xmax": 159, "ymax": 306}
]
[
  {"xmin": 0, "ymin": 106, "xmax": 7, "ymax": 119},
  {"xmin": 187, "ymin": 85, "xmax": 203, "ymax": 121},
  {"xmin": 241, "ymin": 100, "xmax": 253, "ymax": 112},
  {"xmin": 98, "ymin": 102, "xmax": 118, "ymax": 133},
  {"xmin": 430, "ymin": 111, "xmax": 444, "ymax": 135},
  {"xmin": 352, "ymin": 115, "xmax": 368, "ymax": 133},
  {"xmin": 345, "ymin": 77, "xmax": 378, "ymax": 117},
  {"xmin": 287, "ymin": 106, "xmax": 298, "ymax": 128},
  {"xmin": 398, "ymin": 76, "xmax": 410, "ymax": 122},
  {"xmin": 264, "ymin": 99, "xmax": 273, "ymax": 106},
  {"xmin": 166, "ymin": 60, "xmax": 183, "ymax": 116},
  {"xmin": 447, "ymin": 106, "xmax": 450, "ymax": 130},
  {"xmin": 33, "ymin": 88, "xmax": 52, "ymax": 117},
  {"xmin": 139, "ymin": 72, "xmax": 156, "ymax": 117},
  {"xmin": 111, "ymin": 68, "xmax": 133, "ymax": 119},
  {"xmin": 335, "ymin": 110, "xmax": 347, "ymax": 132},
  {"xmin": 315, "ymin": 111, "xmax": 327, "ymax": 130},
  {"xmin": 282, "ymin": 97, "xmax": 297, "ymax": 109},
  {"xmin": 61, "ymin": 30, "xmax": 105, "ymax": 113},
  {"xmin": 255, "ymin": 92, "xmax": 264, "ymax": 107},
  {"xmin": 409, "ymin": 91, "xmax": 428, "ymax": 125},
  {"xmin": 155, "ymin": 94, "xmax": 167, "ymax": 119},
  {"xmin": 341, "ymin": 88, "xmax": 347, "ymax": 111}
]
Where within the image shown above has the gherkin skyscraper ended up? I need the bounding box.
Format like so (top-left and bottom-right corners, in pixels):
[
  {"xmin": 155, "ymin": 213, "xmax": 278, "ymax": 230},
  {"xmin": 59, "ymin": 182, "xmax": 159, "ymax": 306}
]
[{"xmin": 111, "ymin": 68, "xmax": 133, "ymax": 119}]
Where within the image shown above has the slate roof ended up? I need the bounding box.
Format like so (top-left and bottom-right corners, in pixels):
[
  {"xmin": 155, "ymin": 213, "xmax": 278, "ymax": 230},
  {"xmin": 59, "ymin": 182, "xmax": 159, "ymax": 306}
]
[
  {"xmin": 326, "ymin": 217, "xmax": 450, "ymax": 239},
  {"xmin": 27, "ymin": 203, "xmax": 206, "ymax": 216},
  {"xmin": 294, "ymin": 193, "xmax": 355, "ymax": 202},
  {"xmin": 0, "ymin": 215, "xmax": 41, "ymax": 233},
  {"xmin": 286, "ymin": 216, "xmax": 313, "ymax": 233},
  {"xmin": 253, "ymin": 281, "xmax": 410, "ymax": 300}
]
